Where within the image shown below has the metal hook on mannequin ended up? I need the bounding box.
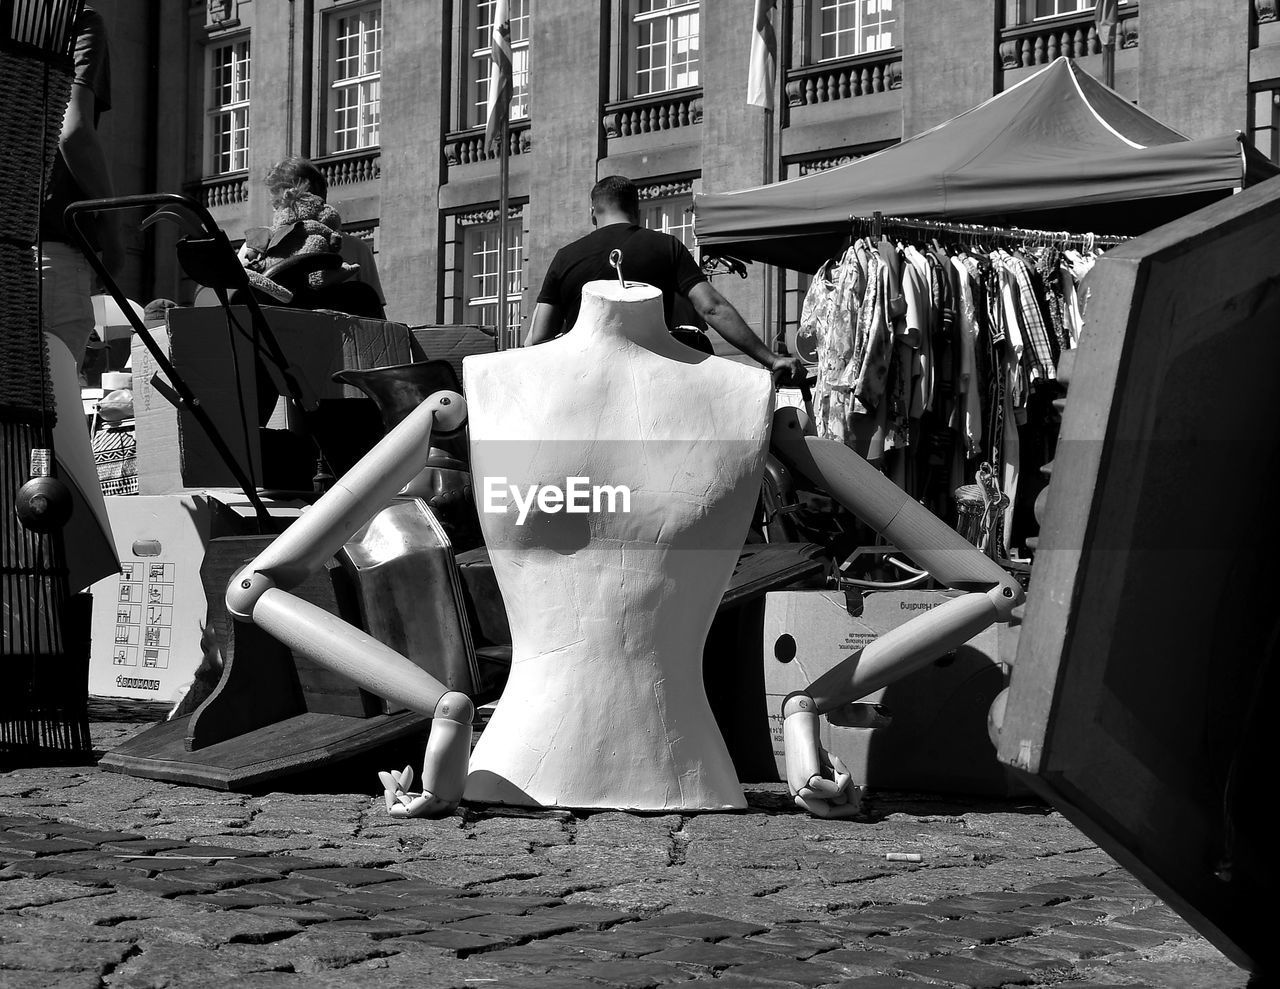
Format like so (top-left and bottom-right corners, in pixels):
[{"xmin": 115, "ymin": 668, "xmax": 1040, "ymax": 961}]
[{"xmin": 609, "ymin": 249, "xmax": 629, "ymax": 289}]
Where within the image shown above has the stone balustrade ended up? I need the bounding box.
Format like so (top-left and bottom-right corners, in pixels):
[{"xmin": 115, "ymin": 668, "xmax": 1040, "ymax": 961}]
[
  {"xmin": 444, "ymin": 121, "xmax": 532, "ymax": 166},
  {"xmin": 317, "ymin": 149, "xmax": 381, "ymax": 187},
  {"xmin": 197, "ymin": 173, "xmax": 248, "ymax": 208},
  {"xmin": 785, "ymin": 49, "xmax": 902, "ymax": 107},
  {"xmin": 999, "ymin": 4, "xmax": 1138, "ymax": 69},
  {"xmin": 603, "ymin": 90, "xmax": 702, "ymax": 140}
]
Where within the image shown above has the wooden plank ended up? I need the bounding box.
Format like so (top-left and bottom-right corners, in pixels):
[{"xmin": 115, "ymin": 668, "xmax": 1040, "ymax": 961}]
[
  {"xmin": 997, "ymin": 256, "xmax": 1142, "ymax": 774},
  {"xmin": 998, "ymin": 177, "xmax": 1280, "ymax": 974},
  {"xmin": 99, "ymin": 709, "xmax": 429, "ymax": 790}
]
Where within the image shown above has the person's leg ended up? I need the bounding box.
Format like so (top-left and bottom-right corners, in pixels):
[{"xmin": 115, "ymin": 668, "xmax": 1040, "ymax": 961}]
[{"xmin": 39, "ymin": 241, "xmax": 96, "ymax": 367}]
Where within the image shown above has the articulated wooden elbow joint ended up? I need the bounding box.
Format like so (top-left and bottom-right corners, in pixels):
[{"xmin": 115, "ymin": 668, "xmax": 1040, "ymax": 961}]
[
  {"xmin": 781, "ymin": 691, "xmax": 817, "ymax": 719},
  {"xmin": 433, "ymin": 690, "xmax": 474, "ymax": 725},
  {"xmin": 225, "ymin": 565, "xmax": 277, "ymax": 622},
  {"xmin": 426, "ymin": 391, "xmax": 468, "ymax": 436},
  {"xmin": 985, "ymin": 576, "xmax": 1024, "ymax": 623}
]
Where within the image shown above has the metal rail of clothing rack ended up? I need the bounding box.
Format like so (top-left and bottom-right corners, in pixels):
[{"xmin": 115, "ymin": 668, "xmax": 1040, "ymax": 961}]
[{"xmin": 855, "ymin": 210, "xmax": 1132, "ymax": 251}]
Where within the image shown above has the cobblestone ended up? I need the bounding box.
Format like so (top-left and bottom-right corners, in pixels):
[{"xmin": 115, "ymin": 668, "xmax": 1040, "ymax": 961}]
[{"xmin": 0, "ymin": 706, "xmax": 1259, "ymax": 988}]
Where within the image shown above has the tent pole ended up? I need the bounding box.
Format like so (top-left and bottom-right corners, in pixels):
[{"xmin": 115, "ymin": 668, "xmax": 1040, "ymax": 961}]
[{"xmin": 762, "ymin": 105, "xmax": 774, "ymax": 351}]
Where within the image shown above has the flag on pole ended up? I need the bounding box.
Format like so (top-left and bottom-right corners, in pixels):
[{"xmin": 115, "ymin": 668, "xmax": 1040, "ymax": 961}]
[
  {"xmin": 1094, "ymin": 0, "xmax": 1119, "ymax": 48},
  {"xmin": 747, "ymin": 0, "xmax": 777, "ymax": 109},
  {"xmin": 484, "ymin": 0, "xmax": 512, "ymax": 148}
]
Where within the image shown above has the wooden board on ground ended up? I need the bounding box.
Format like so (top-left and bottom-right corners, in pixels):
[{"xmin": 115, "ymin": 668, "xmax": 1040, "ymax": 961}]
[
  {"xmin": 97, "ymin": 709, "xmax": 429, "ymax": 790},
  {"xmin": 997, "ymin": 178, "xmax": 1280, "ymax": 975},
  {"xmin": 98, "ymin": 534, "xmax": 425, "ymax": 789}
]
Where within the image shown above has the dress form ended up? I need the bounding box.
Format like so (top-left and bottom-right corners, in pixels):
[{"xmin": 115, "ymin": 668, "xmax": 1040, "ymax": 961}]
[{"xmin": 462, "ymin": 280, "xmax": 774, "ymax": 811}]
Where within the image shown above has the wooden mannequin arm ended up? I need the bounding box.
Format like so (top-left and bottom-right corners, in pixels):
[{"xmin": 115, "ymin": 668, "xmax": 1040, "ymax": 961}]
[
  {"xmin": 232, "ymin": 390, "xmax": 466, "ymax": 590},
  {"xmin": 804, "ymin": 586, "xmax": 1011, "ymax": 712},
  {"xmin": 768, "ymin": 404, "xmax": 1025, "ymax": 714},
  {"xmin": 770, "ymin": 406, "xmax": 1023, "ymax": 599},
  {"xmin": 248, "ymin": 588, "xmax": 454, "ymax": 717},
  {"xmin": 224, "ymin": 388, "xmax": 470, "ymax": 719}
]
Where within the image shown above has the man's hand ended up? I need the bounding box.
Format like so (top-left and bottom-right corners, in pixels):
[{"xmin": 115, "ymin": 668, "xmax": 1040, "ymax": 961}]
[
  {"xmin": 769, "ymin": 354, "xmax": 807, "ymax": 388},
  {"xmin": 688, "ymin": 283, "xmax": 810, "ymax": 385}
]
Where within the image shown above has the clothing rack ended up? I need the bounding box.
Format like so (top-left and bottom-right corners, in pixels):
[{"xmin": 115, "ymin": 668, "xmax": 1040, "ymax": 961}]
[{"xmin": 858, "ymin": 211, "xmax": 1130, "ymax": 252}]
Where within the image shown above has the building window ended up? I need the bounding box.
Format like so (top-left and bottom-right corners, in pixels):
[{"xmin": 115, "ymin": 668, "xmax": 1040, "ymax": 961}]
[
  {"xmin": 1251, "ymin": 86, "xmax": 1280, "ymax": 164},
  {"xmin": 1017, "ymin": 0, "xmax": 1127, "ymax": 21},
  {"xmin": 463, "ymin": 218, "xmax": 524, "ymax": 331},
  {"xmin": 327, "ymin": 3, "xmax": 382, "ymax": 153},
  {"xmin": 632, "ymin": 0, "xmax": 700, "ymax": 97},
  {"xmin": 816, "ymin": 0, "xmax": 896, "ymax": 60},
  {"xmin": 208, "ymin": 37, "xmax": 250, "ymax": 174},
  {"xmin": 469, "ymin": 0, "xmax": 530, "ymax": 129},
  {"xmin": 639, "ymin": 192, "xmax": 695, "ymax": 251},
  {"xmin": 1033, "ymin": 0, "xmax": 1087, "ymax": 15}
]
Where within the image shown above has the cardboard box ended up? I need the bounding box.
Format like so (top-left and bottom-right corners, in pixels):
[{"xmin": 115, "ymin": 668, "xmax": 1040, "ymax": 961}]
[
  {"xmin": 133, "ymin": 307, "xmax": 415, "ymax": 493},
  {"xmin": 409, "ymin": 324, "xmax": 496, "ymax": 379},
  {"xmin": 87, "ymin": 490, "xmax": 304, "ymax": 704},
  {"xmin": 762, "ymin": 589, "xmax": 1025, "ymax": 797}
]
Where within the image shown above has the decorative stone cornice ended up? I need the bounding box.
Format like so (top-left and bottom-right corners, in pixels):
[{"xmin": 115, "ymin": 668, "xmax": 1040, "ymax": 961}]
[
  {"xmin": 205, "ymin": 0, "xmax": 241, "ymax": 31},
  {"xmin": 455, "ymin": 205, "xmax": 524, "ymax": 226},
  {"xmin": 637, "ymin": 178, "xmax": 694, "ymax": 200}
]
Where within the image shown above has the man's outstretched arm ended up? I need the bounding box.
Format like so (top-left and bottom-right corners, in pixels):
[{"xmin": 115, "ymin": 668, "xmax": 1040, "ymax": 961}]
[
  {"xmin": 525, "ymin": 302, "xmax": 563, "ymax": 346},
  {"xmin": 687, "ymin": 281, "xmax": 804, "ymax": 384}
]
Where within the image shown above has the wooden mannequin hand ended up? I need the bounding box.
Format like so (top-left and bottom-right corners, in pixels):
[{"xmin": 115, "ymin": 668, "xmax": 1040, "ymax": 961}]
[
  {"xmin": 377, "ymin": 765, "xmax": 459, "ymax": 819},
  {"xmin": 793, "ymin": 757, "xmax": 861, "ymax": 818},
  {"xmin": 376, "ymin": 694, "xmax": 473, "ymax": 819},
  {"xmin": 783, "ymin": 693, "xmax": 863, "ymax": 819}
]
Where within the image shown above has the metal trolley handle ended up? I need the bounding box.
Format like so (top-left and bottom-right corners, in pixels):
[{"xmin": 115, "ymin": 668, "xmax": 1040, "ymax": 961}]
[{"xmin": 63, "ymin": 194, "xmax": 286, "ymax": 528}]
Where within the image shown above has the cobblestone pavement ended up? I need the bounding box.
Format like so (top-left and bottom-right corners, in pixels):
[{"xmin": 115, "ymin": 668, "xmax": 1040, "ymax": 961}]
[{"xmin": 0, "ymin": 706, "xmax": 1256, "ymax": 989}]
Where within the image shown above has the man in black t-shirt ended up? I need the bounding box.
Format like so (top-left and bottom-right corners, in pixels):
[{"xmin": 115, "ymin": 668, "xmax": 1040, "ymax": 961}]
[{"xmin": 527, "ymin": 175, "xmax": 803, "ymax": 383}]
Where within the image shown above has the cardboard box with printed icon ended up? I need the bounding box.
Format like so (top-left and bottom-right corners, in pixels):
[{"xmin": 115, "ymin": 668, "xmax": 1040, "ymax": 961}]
[
  {"xmin": 131, "ymin": 306, "xmax": 415, "ymax": 494},
  {"xmin": 761, "ymin": 588, "xmax": 1025, "ymax": 797},
  {"xmin": 87, "ymin": 490, "xmax": 304, "ymax": 705}
]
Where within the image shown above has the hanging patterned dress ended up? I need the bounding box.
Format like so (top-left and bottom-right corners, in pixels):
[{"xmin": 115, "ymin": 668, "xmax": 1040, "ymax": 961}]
[{"xmin": 807, "ymin": 247, "xmax": 861, "ymax": 445}]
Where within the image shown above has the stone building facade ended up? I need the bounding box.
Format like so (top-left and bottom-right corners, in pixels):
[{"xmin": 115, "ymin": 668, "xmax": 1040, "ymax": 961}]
[{"xmin": 95, "ymin": 0, "xmax": 1280, "ymax": 348}]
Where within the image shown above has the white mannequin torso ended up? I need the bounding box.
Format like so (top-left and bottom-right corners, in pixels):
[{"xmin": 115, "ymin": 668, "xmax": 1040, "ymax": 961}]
[{"xmin": 461, "ymin": 280, "xmax": 774, "ymax": 810}]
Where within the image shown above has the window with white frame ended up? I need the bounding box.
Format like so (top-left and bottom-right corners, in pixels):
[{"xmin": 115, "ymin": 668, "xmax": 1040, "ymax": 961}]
[
  {"xmin": 463, "ymin": 218, "xmax": 524, "ymax": 331},
  {"xmin": 639, "ymin": 193, "xmax": 695, "ymax": 251},
  {"xmin": 1027, "ymin": 0, "xmax": 1127, "ymax": 20},
  {"xmin": 816, "ymin": 0, "xmax": 896, "ymax": 61},
  {"xmin": 632, "ymin": 0, "xmax": 700, "ymax": 97},
  {"xmin": 208, "ymin": 37, "xmax": 250, "ymax": 174},
  {"xmin": 327, "ymin": 3, "xmax": 382, "ymax": 153},
  {"xmin": 1251, "ymin": 86, "xmax": 1280, "ymax": 164},
  {"xmin": 469, "ymin": 0, "xmax": 530, "ymax": 129}
]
